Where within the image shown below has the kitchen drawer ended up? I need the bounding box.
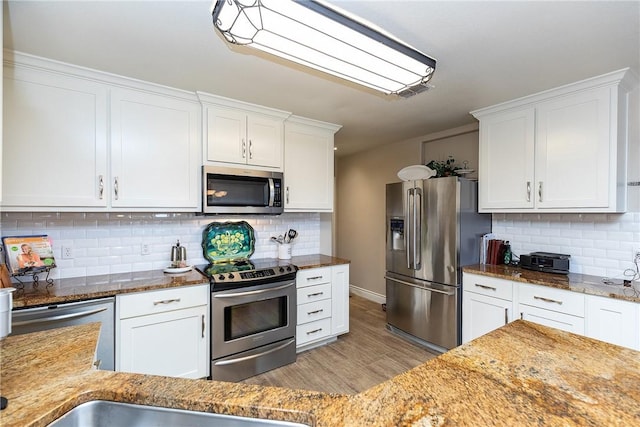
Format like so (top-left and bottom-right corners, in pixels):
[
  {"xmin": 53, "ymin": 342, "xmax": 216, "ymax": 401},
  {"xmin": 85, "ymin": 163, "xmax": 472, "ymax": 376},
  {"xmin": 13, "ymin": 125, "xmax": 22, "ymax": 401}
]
[
  {"xmin": 297, "ymin": 283, "xmax": 331, "ymax": 304},
  {"xmin": 463, "ymin": 273, "xmax": 513, "ymax": 301},
  {"xmin": 518, "ymin": 283, "xmax": 584, "ymax": 317},
  {"xmin": 519, "ymin": 304, "xmax": 585, "ymax": 335},
  {"xmin": 118, "ymin": 285, "xmax": 209, "ymax": 319},
  {"xmin": 297, "ymin": 299, "xmax": 332, "ymax": 325},
  {"xmin": 296, "ymin": 267, "xmax": 331, "ymax": 288},
  {"xmin": 296, "ymin": 317, "xmax": 332, "ymax": 346}
]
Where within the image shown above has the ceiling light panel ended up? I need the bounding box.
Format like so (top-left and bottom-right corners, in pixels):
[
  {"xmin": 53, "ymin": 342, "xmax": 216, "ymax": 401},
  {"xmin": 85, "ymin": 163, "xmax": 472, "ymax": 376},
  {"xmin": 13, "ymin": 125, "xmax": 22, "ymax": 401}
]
[{"xmin": 212, "ymin": 0, "xmax": 437, "ymax": 96}]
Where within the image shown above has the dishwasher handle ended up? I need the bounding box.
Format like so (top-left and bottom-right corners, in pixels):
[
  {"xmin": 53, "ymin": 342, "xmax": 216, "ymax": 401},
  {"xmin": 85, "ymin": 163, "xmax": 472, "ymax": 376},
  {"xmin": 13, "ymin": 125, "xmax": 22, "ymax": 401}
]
[
  {"xmin": 12, "ymin": 306, "xmax": 108, "ymax": 327},
  {"xmin": 384, "ymin": 276, "xmax": 456, "ymax": 296}
]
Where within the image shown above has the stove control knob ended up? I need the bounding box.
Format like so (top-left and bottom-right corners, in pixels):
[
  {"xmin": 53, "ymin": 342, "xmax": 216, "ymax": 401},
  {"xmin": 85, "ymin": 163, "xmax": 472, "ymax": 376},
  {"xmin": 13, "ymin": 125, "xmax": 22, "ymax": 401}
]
[
  {"xmin": 217, "ymin": 274, "xmax": 225, "ymax": 281},
  {"xmin": 228, "ymin": 273, "xmax": 235, "ymax": 279},
  {"xmin": 286, "ymin": 266, "xmax": 292, "ymax": 272},
  {"xmin": 278, "ymin": 267, "xmax": 284, "ymax": 273}
]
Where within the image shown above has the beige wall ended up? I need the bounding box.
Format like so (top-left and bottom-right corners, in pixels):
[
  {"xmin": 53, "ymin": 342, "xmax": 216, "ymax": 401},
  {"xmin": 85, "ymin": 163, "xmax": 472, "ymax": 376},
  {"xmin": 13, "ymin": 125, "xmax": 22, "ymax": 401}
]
[
  {"xmin": 421, "ymin": 123, "xmax": 480, "ymax": 181},
  {"xmin": 336, "ymin": 124, "xmax": 478, "ymax": 301}
]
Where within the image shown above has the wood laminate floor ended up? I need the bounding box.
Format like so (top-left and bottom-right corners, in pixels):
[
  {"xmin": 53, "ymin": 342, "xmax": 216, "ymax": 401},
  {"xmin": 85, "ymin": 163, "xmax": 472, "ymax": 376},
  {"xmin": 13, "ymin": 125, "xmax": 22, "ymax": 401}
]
[{"xmin": 242, "ymin": 294, "xmax": 437, "ymax": 395}]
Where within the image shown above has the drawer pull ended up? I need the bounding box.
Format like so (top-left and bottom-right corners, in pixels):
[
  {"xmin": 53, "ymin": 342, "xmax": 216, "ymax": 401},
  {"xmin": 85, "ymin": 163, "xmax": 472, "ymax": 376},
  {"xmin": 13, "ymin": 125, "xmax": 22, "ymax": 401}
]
[
  {"xmin": 306, "ymin": 276, "xmax": 323, "ymax": 281},
  {"xmin": 307, "ymin": 309, "xmax": 324, "ymax": 315},
  {"xmin": 307, "ymin": 292, "xmax": 324, "ymax": 298},
  {"xmin": 153, "ymin": 298, "xmax": 181, "ymax": 305},
  {"xmin": 475, "ymin": 284, "xmax": 496, "ymax": 291},
  {"xmin": 307, "ymin": 328, "xmax": 323, "ymax": 335},
  {"xmin": 534, "ymin": 296, "xmax": 562, "ymax": 305}
]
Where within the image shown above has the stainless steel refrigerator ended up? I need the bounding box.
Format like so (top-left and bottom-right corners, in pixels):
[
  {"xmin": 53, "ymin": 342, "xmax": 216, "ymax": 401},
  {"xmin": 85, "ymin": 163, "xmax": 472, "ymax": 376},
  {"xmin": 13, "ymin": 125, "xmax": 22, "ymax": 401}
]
[{"xmin": 385, "ymin": 177, "xmax": 491, "ymax": 352}]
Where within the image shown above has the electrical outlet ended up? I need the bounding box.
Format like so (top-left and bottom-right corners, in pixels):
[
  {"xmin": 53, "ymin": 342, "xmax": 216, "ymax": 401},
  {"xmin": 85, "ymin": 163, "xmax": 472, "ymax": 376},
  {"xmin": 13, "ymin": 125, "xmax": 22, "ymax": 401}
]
[
  {"xmin": 61, "ymin": 246, "xmax": 73, "ymax": 259},
  {"xmin": 141, "ymin": 243, "xmax": 151, "ymax": 256}
]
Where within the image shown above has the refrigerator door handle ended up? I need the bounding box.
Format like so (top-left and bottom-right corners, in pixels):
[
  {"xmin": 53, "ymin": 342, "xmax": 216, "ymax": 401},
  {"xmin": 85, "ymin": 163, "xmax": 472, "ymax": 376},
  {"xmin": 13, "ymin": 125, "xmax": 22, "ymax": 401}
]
[
  {"xmin": 414, "ymin": 187, "xmax": 422, "ymax": 270},
  {"xmin": 406, "ymin": 188, "xmax": 414, "ymax": 269}
]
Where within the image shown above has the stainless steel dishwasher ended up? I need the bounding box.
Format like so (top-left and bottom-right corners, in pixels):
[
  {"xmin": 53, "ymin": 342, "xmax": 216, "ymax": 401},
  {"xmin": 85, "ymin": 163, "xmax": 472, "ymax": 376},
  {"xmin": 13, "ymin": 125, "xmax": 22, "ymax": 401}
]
[{"xmin": 11, "ymin": 297, "xmax": 115, "ymax": 370}]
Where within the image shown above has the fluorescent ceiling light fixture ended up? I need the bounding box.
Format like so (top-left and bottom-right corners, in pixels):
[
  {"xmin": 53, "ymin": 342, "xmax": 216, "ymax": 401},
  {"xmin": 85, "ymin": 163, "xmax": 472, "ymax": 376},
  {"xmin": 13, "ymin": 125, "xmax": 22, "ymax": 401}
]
[{"xmin": 211, "ymin": 0, "xmax": 436, "ymax": 97}]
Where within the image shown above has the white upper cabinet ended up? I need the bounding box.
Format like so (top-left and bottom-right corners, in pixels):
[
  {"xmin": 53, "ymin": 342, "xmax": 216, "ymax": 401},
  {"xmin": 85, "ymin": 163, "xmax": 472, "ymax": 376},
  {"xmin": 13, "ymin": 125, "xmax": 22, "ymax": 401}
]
[
  {"xmin": 198, "ymin": 92, "xmax": 290, "ymax": 171},
  {"xmin": 472, "ymin": 68, "xmax": 636, "ymax": 213},
  {"xmin": 476, "ymin": 108, "xmax": 535, "ymax": 210},
  {"xmin": 3, "ymin": 55, "xmax": 109, "ymax": 208},
  {"xmin": 2, "ymin": 52, "xmax": 201, "ymax": 211},
  {"xmin": 110, "ymin": 87, "xmax": 200, "ymax": 209},
  {"xmin": 284, "ymin": 116, "xmax": 341, "ymax": 212}
]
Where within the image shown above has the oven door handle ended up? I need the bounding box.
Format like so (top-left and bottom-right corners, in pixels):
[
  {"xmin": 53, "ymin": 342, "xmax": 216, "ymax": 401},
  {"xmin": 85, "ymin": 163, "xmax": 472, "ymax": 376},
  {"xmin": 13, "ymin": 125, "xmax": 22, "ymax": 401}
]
[
  {"xmin": 213, "ymin": 338, "xmax": 295, "ymax": 366},
  {"xmin": 213, "ymin": 282, "xmax": 294, "ymax": 298}
]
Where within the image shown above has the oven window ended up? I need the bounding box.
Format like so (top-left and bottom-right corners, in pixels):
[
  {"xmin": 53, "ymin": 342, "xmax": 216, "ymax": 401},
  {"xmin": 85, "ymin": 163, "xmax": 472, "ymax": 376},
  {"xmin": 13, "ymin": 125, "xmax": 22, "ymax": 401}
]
[
  {"xmin": 207, "ymin": 174, "xmax": 269, "ymax": 207},
  {"xmin": 224, "ymin": 296, "xmax": 288, "ymax": 341}
]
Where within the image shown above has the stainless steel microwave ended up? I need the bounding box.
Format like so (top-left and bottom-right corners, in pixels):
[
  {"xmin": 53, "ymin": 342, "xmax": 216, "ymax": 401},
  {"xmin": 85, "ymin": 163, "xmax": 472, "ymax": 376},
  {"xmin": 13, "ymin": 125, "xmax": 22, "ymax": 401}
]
[{"xmin": 202, "ymin": 166, "xmax": 283, "ymax": 215}]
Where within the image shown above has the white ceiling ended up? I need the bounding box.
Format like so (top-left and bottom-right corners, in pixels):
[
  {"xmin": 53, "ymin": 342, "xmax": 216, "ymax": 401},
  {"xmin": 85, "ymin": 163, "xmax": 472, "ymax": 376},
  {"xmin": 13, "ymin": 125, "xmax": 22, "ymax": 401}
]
[{"xmin": 3, "ymin": 1, "xmax": 639, "ymax": 157}]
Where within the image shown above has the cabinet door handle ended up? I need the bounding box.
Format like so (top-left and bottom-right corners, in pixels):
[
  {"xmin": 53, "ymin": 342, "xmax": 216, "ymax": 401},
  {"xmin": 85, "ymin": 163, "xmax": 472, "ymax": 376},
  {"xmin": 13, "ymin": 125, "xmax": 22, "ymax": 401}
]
[
  {"xmin": 307, "ymin": 292, "xmax": 324, "ymax": 298},
  {"xmin": 307, "ymin": 276, "xmax": 323, "ymax": 281},
  {"xmin": 201, "ymin": 314, "xmax": 205, "ymax": 338},
  {"xmin": 538, "ymin": 181, "xmax": 543, "ymax": 202},
  {"xmin": 98, "ymin": 175, "xmax": 104, "ymax": 200},
  {"xmin": 286, "ymin": 186, "xmax": 290, "ymax": 204},
  {"xmin": 307, "ymin": 328, "xmax": 323, "ymax": 335},
  {"xmin": 534, "ymin": 296, "xmax": 562, "ymax": 305},
  {"xmin": 307, "ymin": 309, "xmax": 324, "ymax": 315},
  {"xmin": 114, "ymin": 177, "xmax": 119, "ymax": 200},
  {"xmin": 249, "ymin": 140, "xmax": 253, "ymax": 159},
  {"xmin": 475, "ymin": 284, "xmax": 496, "ymax": 291},
  {"xmin": 526, "ymin": 181, "xmax": 531, "ymax": 202},
  {"xmin": 242, "ymin": 139, "xmax": 246, "ymax": 159},
  {"xmin": 153, "ymin": 298, "xmax": 181, "ymax": 305},
  {"xmin": 520, "ymin": 312, "xmax": 523, "ymax": 320},
  {"xmin": 504, "ymin": 308, "xmax": 509, "ymax": 325}
]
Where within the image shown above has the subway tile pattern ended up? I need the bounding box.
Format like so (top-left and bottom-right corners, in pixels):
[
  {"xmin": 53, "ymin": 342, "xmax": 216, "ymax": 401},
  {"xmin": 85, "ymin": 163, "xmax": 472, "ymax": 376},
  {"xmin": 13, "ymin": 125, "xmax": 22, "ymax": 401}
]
[
  {"xmin": 492, "ymin": 212, "xmax": 640, "ymax": 280},
  {"xmin": 0, "ymin": 212, "xmax": 320, "ymax": 279}
]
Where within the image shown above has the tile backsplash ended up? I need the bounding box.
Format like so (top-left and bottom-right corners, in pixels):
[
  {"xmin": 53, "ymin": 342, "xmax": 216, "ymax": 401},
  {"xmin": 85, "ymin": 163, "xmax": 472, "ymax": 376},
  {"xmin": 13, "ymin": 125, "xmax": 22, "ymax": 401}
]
[
  {"xmin": 0, "ymin": 212, "xmax": 320, "ymax": 280},
  {"xmin": 492, "ymin": 211, "xmax": 640, "ymax": 281}
]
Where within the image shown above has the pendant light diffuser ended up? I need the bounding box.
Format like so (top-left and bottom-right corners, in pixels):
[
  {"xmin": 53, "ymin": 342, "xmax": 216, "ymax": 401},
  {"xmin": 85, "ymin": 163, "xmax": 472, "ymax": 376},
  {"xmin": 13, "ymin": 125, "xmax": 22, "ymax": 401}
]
[{"xmin": 212, "ymin": 0, "xmax": 436, "ymax": 97}]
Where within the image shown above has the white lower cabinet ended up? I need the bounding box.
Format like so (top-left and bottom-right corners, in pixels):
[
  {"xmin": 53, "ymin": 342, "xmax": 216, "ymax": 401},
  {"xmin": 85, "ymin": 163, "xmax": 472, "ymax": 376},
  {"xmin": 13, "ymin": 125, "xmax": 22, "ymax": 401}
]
[
  {"xmin": 116, "ymin": 285, "xmax": 209, "ymax": 379},
  {"xmin": 518, "ymin": 305, "xmax": 585, "ymax": 335},
  {"xmin": 295, "ymin": 264, "xmax": 349, "ymax": 351},
  {"xmin": 463, "ymin": 272, "xmax": 640, "ymax": 350},
  {"xmin": 462, "ymin": 273, "xmax": 514, "ymax": 344},
  {"xmin": 331, "ymin": 264, "xmax": 350, "ymax": 336},
  {"xmin": 586, "ymin": 295, "xmax": 640, "ymax": 350},
  {"xmin": 517, "ymin": 283, "xmax": 585, "ymax": 334}
]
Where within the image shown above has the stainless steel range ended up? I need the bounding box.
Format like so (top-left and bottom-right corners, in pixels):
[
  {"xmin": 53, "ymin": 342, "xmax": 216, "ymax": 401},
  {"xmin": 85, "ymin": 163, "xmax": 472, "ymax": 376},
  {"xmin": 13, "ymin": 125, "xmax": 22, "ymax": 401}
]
[{"xmin": 196, "ymin": 259, "xmax": 297, "ymax": 382}]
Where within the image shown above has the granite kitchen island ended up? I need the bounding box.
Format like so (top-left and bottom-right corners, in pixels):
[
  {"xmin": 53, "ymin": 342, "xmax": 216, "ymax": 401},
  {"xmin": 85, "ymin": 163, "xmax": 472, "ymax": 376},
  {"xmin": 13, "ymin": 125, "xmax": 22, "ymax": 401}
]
[{"xmin": 2, "ymin": 319, "xmax": 639, "ymax": 426}]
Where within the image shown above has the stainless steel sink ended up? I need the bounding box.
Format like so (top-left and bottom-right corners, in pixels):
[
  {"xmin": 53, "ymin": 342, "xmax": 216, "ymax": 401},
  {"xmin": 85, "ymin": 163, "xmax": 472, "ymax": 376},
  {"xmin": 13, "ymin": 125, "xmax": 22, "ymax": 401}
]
[{"xmin": 47, "ymin": 400, "xmax": 309, "ymax": 427}]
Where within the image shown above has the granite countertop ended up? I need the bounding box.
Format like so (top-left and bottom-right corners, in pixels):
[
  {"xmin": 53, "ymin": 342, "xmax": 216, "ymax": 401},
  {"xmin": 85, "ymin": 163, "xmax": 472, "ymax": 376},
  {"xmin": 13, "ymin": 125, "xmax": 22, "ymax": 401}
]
[
  {"xmin": 290, "ymin": 254, "xmax": 350, "ymax": 270},
  {"xmin": 10, "ymin": 255, "xmax": 349, "ymax": 309},
  {"xmin": 2, "ymin": 320, "xmax": 639, "ymax": 426},
  {"xmin": 464, "ymin": 264, "xmax": 640, "ymax": 303},
  {"xmin": 10, "ymin": 269, "xmax": 209, "ymax": 309}
]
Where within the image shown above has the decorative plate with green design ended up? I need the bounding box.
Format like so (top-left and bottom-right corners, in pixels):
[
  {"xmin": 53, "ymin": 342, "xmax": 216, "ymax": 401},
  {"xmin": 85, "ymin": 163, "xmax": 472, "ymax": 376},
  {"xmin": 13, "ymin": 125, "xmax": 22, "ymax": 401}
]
[{"xmin": 202, "ymin": 221, "xmax": 255, "ymax": 263}]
